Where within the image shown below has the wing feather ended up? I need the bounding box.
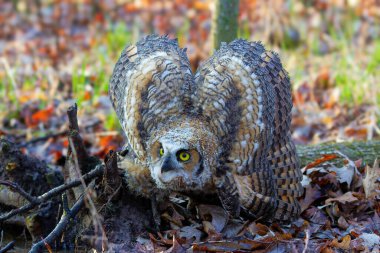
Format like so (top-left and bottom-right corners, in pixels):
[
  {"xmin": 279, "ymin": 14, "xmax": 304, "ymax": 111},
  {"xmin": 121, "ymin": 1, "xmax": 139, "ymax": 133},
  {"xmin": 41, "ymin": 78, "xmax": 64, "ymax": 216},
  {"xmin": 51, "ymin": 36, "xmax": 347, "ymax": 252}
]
[
  {"xmin": 194, "ymin": 39, "xmax": 302, "ymax": 222},
  {"xmin": 109, "ymin": 35, "xmax": 194, "ymax": 162}
]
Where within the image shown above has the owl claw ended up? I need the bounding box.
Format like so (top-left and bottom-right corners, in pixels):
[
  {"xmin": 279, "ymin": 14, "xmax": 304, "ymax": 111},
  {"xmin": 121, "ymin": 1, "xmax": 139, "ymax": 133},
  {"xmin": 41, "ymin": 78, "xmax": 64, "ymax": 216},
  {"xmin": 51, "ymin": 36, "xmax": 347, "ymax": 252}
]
[
  {"xmin": 118, "ymin": 144, "xmax": 129, "ymax": 157},
  {"xmin": 215, "ymin": 172, "xmax": 241, "ymax": 218},
  {"xmin": 218, "ymin": 188, "xmax": 241, "ymax": 218}
]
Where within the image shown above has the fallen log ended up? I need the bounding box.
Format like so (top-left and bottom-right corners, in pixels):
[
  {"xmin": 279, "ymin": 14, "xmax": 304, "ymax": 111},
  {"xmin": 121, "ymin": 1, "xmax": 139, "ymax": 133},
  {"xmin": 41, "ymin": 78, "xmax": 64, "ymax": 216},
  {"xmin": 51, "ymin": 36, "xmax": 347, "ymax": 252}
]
[{"xmin": 296, "ymin": 141, "xmax": 380, "ymax": 167}]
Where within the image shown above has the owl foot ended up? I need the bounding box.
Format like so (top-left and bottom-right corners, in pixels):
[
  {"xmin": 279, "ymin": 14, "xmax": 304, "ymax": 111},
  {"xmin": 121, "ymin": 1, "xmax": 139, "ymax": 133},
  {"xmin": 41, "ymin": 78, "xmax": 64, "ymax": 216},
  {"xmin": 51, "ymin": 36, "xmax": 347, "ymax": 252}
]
[{"xmin": 215, "ymin": 172, "xmax": 241, "ymax": 218}]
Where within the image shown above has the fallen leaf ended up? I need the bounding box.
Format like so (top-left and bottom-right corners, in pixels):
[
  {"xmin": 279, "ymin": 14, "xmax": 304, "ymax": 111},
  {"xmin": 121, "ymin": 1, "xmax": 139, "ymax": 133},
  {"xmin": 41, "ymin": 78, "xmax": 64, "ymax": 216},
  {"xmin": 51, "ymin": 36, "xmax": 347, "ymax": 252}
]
[
  {"xmin": 300, "ymin": 184, "xmax": 324, "ymax": 212},
  {"xmin": 329, "ymin": 163, "xmax": 356, "ymax": 187},
  {"xmin": 192, "ymin": 237, "xmax": 276, "ymax": 252},
  {"xmin": 28, "ymin": 105, "xmax": 54, "ymax": 127},
  {"xmin": 337, "ymin": 216, "xmax": 349, "ymax": 230},
  {"xmin": 350, "ymin": 238, "xmax": 366, "ymax": 251},
  {"xmin": 198, "ymin": 204, "xmax": 228, "ymax": 233},
  {"xmin": 161, "ymin": 204, "xmax": 185, "ymax": 228},
  {"xmin": 221, "ymin": 219, "xmax": 246, "ymax": 238},
  {"xmin": 163, "ymin": 236, "xmax": 186, "ymax": 253},
  {"xmin": 178, "ymin": 226, "xmax": 203, "ymax": 242},
  {"xmin": 363, "ymin": 159, "xmax": 380, "ymax": 199},
  {"xmin": 302, "ymin": 206, "xmax": 329, "ymax": 225},
  {"xmin": 202, "ymin": 221, "xmax": 220, "ymax": 238},
  {"xmin": 330, "ymin": 235, "xmax": 351, "ymax": 250},
  {"xmin": 248, "ymin": 222, "xmax": 270, "ymax": 236},
  {"xmin": 304, "ymin": 154, "xmax": 339, "ymax": 170},
  {"xmin": 325, "ymin": 192, "xmax": 359, "ymax": 205},
  {"xmin": 359, "ymin": 233, "xmax": 380, "ymax": 249}
]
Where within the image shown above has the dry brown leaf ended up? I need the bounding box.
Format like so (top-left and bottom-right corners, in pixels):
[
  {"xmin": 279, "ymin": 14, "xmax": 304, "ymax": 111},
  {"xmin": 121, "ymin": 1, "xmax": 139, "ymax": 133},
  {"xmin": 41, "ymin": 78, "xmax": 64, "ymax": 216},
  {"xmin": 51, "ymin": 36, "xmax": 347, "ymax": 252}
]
[
  {"xmin": 325, "ymin": 192, "xmax": 359, "ymax": 204},
  {"xmin": 221, "ymin": 219, "xmax": 246, "ymax": 238},
  {"xmin": 330, "ymin": 235, "xmax": 351, "ymax": 250},
  {"xmin": 302, "ymin": 206, "xmax": 329, "ymax": 225},
  {"xmin": 198, "ymin": 204, "xmax": 228, "ymax": 233},
  {"xmin": 248, "ymin": 222, "xmax": 270, "ymax": 236},
  {"xmin": 192, "ymin": 237, "xmax": 276, "ymax": 252},
  {"xmin": 321, "ymin": 246, "xmax": 335, "ymax": 253},
  {"xmin": 202, "ymin": 220, "xmax": 217, "ymax": 235},
  {"xmin": 363, "ymin": 159, "xmax": 380, "ymax": 199},
  {"xmin": 350, "ymin": 238, "xmax": 366, "ymax": 251},
  {"xmin": 300, "ymin": 184, "xmax": 323, "ymax": 212},
  {"xmin": 304, "ymin": 154, "xmax": 339, "ymax": 170},
  {"xmin": 178, "ymin": 226, "xmax": 203, "ymax": 242},
  {"xmin": 337, "ymin": 216, "xmax": 349, "ymax": 230},
  {"xmin": 162, "ymin": 236, "xmax": 186, "ymax": 253},
  {"xmin": 28, "ymin": 105, "xmax": 54, "ymax": 127}
]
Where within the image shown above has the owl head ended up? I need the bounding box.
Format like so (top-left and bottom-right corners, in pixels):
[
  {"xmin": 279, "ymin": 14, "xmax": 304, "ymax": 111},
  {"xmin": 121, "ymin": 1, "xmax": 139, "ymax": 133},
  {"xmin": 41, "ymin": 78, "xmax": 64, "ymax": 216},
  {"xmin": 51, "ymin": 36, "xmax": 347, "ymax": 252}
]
[{"xmin": 148, "ymin": 120, "xmax": 219, "ymax": 192}]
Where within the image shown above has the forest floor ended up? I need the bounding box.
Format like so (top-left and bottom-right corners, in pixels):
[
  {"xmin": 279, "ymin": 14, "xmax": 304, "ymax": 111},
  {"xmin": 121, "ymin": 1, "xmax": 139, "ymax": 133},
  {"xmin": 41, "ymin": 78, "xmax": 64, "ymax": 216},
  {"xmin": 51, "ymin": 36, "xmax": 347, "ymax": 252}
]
[{"xmin": 0, "ymin": 1, "xmax": 379, "ymax": 252}]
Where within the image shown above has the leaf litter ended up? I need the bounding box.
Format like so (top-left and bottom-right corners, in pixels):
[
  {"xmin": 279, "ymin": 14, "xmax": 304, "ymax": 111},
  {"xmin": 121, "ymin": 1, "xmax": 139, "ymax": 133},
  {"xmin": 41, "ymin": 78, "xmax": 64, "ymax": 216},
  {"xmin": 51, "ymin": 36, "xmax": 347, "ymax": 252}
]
[
  {"xmin": 125, "ymin": 153, "xmax": 380, "ymax": 252},
  {"xmin": 0, "ymin": 1, "xmax": 379, "ymax": 252}
]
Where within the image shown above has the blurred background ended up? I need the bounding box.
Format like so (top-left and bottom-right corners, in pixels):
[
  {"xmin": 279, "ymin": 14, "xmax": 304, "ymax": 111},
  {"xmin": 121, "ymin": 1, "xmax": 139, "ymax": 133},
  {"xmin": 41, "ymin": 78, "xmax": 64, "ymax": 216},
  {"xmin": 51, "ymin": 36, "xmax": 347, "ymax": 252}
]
[{"xmin": 0, "ymin": 0, "xmax": 379, "ymax": 165}]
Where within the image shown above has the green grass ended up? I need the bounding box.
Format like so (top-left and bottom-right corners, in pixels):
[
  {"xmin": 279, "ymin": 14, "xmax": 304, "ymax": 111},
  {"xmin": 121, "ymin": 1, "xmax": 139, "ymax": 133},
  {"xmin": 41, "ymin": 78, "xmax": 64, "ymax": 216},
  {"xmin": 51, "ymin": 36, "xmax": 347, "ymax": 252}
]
[
  {"xmin": 2, "ymin": 11, "xmax": 379, "ymax": 132},
  {"xmin": 278, "ymin": 9, "xmax": 380, "ymax": 107},
  {"xmin": 238, "ymin": 21, "xmax": 250, "ymax": 41},
  {"xmin": 72, "ymin": 60, "xmax": 88, "ymax": 106},
  {"xmin": 105, "ymin": 113, "xmax": 120, "ymax": 131},
  {"xmin": 106, "ymin": 22, "xmax": 133, "ymax": 57},
  {"xmin": 367, "ymin": 40, "xmax": 380, "ymax": 74}
]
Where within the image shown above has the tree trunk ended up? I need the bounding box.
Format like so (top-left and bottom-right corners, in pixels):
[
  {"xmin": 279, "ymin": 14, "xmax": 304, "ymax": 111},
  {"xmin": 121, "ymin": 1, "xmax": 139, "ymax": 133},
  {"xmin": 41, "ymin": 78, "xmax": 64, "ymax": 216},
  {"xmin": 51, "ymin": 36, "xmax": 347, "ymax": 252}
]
[
  {"xmin": 296, "ymin": 141, "xmax": 380, "ymax": 167},
  {"xmin": 212, "ymin": 0, "xmax": 240, "ymax": 50}
]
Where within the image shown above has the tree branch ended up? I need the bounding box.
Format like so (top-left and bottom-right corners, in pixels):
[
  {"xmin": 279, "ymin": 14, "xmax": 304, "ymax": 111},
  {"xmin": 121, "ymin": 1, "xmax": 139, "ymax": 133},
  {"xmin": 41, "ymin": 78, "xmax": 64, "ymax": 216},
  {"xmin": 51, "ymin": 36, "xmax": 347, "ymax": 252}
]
[
  {"xmin": 28, "ymin": 196, "xmax": 85, "ymax": 253},
  {"xmin": 0, "ymin": 164, "xmax": 104, "ymax": 222},
  {"xmin": 0, "ymin": 241, "xmax": 15, "ymax": 253},
  {"xmin": 0, "ymin": 179, "xmax": 37, "ymax": 203}
]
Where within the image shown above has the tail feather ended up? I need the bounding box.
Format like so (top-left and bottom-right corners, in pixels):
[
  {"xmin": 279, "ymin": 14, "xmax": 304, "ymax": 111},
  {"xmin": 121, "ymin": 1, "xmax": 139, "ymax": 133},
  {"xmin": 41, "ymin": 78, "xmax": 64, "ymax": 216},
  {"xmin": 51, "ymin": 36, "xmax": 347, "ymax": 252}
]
[{"xmin": 268, "ymin": 138, "xmax": 303, "ymax": 221}]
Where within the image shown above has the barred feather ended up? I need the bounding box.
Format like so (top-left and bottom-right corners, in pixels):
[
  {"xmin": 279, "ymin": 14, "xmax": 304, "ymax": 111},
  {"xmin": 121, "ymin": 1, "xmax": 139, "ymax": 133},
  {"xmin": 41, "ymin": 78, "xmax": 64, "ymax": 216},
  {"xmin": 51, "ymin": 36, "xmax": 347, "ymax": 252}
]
[{"xmin": 109, "ymin": 35, "xmax": 303, "ymax": 223}]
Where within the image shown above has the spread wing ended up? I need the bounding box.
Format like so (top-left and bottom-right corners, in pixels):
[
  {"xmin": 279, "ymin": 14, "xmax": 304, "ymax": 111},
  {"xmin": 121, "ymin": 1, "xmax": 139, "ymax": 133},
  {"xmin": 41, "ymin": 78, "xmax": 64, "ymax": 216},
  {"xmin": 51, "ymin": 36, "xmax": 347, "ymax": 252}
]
[
  {"xmin": 109, "ymin": 35, "xmax": 194, "ymax": 162},
  {"xmin": 194, "ymin": 39, "xmax": 302, "ymax": 221}
]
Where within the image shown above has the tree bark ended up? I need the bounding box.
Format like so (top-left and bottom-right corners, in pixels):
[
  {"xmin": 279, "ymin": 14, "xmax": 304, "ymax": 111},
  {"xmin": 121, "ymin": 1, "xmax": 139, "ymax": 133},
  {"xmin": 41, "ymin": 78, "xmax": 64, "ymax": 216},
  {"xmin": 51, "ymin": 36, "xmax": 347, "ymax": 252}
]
[
  {"xmin": 296, "ymin": 140, "xmax": 380, "ymax": 167},
  {"xmin": 212, "ymin": 0, "xmax": 240, "ymax": 50}
]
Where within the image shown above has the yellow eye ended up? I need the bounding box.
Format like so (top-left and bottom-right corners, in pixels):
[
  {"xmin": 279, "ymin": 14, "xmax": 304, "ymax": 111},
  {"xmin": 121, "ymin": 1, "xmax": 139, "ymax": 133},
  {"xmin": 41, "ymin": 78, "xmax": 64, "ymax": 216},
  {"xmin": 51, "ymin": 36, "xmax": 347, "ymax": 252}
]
[
  {"xmin": 178, "ymin": 151, "xmax": 191, "ymax": 162},
  {"xmin": 159, "ymin": 148, "xmax": 164, "ymax": 156}
]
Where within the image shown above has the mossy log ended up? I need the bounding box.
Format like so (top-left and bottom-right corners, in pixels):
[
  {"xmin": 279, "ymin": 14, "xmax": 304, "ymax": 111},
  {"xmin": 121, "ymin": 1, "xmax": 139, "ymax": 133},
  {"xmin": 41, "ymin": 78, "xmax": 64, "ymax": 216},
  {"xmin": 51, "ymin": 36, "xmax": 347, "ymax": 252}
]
[{"xmin": 296, "ymin": 140, "xmax": 380, "ymax": 167}]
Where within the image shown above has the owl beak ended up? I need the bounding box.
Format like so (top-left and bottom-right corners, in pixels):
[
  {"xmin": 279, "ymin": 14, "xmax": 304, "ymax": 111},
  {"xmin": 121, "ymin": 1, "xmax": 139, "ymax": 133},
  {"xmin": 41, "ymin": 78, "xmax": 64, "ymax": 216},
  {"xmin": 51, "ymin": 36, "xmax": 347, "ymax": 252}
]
[{"xmin": 161, "ymin": 156, "xmax": 176, "ymax": 173}]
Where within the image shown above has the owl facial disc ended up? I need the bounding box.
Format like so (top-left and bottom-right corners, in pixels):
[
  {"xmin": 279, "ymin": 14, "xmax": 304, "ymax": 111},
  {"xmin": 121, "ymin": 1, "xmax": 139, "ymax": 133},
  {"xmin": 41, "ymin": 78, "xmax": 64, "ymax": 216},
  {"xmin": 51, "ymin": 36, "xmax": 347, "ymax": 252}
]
[{"xmin": 148, "ymin": 123, "xmax": 218, "ymax": 192}]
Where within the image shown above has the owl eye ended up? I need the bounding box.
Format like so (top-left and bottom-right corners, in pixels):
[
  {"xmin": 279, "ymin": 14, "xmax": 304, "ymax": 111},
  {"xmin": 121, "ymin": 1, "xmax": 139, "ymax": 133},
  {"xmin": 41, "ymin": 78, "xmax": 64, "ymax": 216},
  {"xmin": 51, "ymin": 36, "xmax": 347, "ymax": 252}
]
[
  {"xmin": 177, "ymin": 151, "xmax": 191, "ymax": 162},
  {"xmin": 159, "ymin": 147, "xmax": 164, "ymax": 156}
]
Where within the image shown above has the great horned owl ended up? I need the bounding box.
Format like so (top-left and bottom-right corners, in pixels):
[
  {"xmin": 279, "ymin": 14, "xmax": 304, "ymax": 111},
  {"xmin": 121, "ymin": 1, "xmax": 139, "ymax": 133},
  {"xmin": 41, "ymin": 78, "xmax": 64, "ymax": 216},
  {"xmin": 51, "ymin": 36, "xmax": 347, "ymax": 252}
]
[{"xmin": 109, "ymin": 35, "xmax": 303, "ymax": 222}]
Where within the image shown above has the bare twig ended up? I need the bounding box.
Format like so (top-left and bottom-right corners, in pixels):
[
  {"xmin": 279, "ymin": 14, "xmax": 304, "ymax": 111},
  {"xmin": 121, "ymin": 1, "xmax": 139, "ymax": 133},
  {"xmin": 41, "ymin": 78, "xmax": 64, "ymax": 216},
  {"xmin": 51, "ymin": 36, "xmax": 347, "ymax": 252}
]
[
  {"xmin": 0, "ymin": 241, "xmax": 15, "ymax": 253},
  {"xmin": 0, "ymin": 180, "xmax": 37, "ymax": 203},
  {"xmin": 97, "ymin": 151, "xmax": 122, "ymax": 212},
  {"xmin": 67, "ymin": 103, "xmax": 80, "ymax": 132},
  {"xmin": 28, "ymin": 196, "xmax": 85, "ymax": 253},
  {"xmin": 302, "ymin": 229, "xmax": 310, "ymax": 253},
  {"xmin": 102, "ymin": 150, "xmax": 122, "ymax": 197},
  {"xmin": 68, "ymin": 138, "xmax": 108, "ymax": 251},
  {"xmin": 0, "ymin": 164, "xmax": 104, "ymax": 222},
  {"xmin": 67, "ymin": 103, "xmax": 89, "ymax": 170},
  {"xmin": 18, "ymin": 130, "xmax": 67, "ymax": 147}
]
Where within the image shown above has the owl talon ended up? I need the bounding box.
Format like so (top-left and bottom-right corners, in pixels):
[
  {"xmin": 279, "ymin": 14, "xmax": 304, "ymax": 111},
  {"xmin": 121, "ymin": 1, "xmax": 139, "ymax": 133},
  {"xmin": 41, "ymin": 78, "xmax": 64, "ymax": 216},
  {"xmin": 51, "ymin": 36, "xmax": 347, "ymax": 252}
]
[
  {"xmin": 218, "ymin": 188, "xmax": 241, "ymax": 218},
  {"xmin": 215, "ymin": 172, "xmax": 241, "ymax": 218},
  {"xmin": 119, "ymin": 145, "xmax": 129, "ymax": 157}
]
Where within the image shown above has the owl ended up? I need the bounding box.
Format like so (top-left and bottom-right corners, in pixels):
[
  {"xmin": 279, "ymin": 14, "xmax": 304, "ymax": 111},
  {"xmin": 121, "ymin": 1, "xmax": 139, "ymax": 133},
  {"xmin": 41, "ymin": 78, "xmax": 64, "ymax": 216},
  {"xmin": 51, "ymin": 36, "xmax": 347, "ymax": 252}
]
[{"xmin": 109, "ymin": 35, "xmax": 303, "ymax": 222}]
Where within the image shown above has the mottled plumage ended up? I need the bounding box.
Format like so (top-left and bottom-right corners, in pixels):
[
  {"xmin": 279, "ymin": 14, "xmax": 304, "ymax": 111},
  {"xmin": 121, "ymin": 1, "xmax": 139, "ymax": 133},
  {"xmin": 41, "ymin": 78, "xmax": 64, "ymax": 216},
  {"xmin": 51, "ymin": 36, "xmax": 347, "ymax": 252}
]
[{"xmin": 109, "ymin": 35, "xmax": 303, "ymax": 222}]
